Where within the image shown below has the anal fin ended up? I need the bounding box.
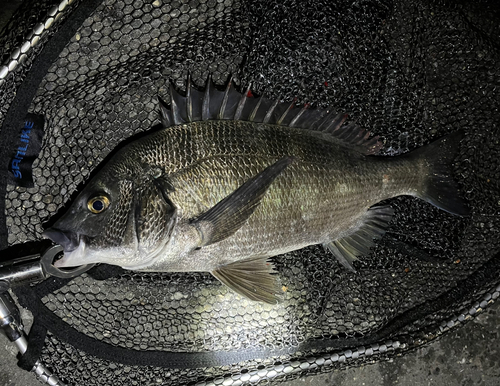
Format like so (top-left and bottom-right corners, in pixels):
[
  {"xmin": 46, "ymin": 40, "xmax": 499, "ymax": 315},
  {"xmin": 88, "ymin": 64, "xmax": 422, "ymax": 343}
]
[
  {"xmin": 212, "ymin": 256, "xmax": 283, "ymax": 304},
  {"xmin": 324, "ymin": 205, "xmax": 394, "ymax": 272}
]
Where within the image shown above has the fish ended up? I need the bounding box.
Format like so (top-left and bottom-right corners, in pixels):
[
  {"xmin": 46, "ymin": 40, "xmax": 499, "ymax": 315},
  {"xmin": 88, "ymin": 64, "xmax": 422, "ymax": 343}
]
[{"xmin": 42, "ymin": 77, "xmax": 469, "ymax": 304}]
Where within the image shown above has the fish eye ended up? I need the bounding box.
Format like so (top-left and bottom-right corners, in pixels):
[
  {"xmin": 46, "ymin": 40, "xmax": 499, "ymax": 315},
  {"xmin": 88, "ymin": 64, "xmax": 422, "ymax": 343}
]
[{"xmin": 87, "ymin": 195, "xmax": 110, "ymax": 214}]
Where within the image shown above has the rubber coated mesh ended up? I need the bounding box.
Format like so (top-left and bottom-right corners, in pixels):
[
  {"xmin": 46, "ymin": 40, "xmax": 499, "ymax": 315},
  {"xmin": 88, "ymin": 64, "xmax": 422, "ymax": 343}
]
[{"xmin": 1, "ymin": 0, "xmax": 499, "ymax": 385}]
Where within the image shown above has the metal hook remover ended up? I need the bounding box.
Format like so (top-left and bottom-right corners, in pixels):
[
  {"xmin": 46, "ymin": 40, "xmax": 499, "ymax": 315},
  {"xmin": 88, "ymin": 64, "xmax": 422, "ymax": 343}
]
[{"xmin": 0, "ymin": 244, "xmax": 95, "ymax": 385}]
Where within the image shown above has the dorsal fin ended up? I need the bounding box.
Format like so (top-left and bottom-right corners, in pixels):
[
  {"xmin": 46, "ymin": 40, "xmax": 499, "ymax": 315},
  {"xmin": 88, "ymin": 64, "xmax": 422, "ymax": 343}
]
[
  {"xmin": 234, "ymin": 83, "xmax": 252, "ymax": 121},
  {"xmin": 158, "ymin": 97, "xmax": 173, "ymax": 127},
  {"xmin": 169, "ymin": 82, "xmax": 184, "ymax": 125},
  {"xmin": 186, "ymin": 76, "xmax": 193, "ymax": 122},
  {"xmin": 218, "ymin": 78, "xmax": 232, "ymax": 120},
  {"xmin": 263, "ymin": 96, "xmax": 280, "ymax": 124},
  {"xmin": 160, "ymin": 77, "xmax": 384, "ymax": 155},
  {"xmin": 289, "ymin": 103, "xmax": 309, "ymax": 128},
  {"xmin": 202, "ymin": 76, "xmax": 213, "ymax": 120}
]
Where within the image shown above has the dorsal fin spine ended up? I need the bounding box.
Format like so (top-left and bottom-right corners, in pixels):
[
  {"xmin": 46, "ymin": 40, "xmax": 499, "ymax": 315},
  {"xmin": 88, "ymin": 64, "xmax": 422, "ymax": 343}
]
[
  {"xmin": 160, "ymin": 77, "xmax": 383, "ymax": 155},
  {"xmin": 277, "ymin": 98, "xmax": 297, "ymax": 126},
  {"xmin": 263, "ymin": 97, "xmax": 280, "ymax": 124},
  {"xmin": 186, "ymin": 75, "xmax": 193, "ymax": 122},
  {"xmin": 234, "ymin": 83, "xmax": 251, "ymax": 121},
  {"xmin": 218, "ymin": 78, "xmax": 232, "ymax": 120},
  {"xmin": 158, "ymin": 97, "xmax": 172, "ymax": 127},
  {"xmin": 202, "ymin": 76, "xmax": 212, "ymax": 120},
  {"xmin": 323, "ymin": 113, "xmax": 348, "ymax": 133},
  {"xmin": 289, "ymin": 103, "xmax": 309, "ymax": 128},
  {"xmin": 249, "ymin": 95, "xmax": 263, "ymax": 122},
  {"xmin": 169, "ymin": 82, "xmax": 182, "ymax": 125},
  {"xmin": 317, "ymin": 109, "xmax": 339, "ymax": 131}
]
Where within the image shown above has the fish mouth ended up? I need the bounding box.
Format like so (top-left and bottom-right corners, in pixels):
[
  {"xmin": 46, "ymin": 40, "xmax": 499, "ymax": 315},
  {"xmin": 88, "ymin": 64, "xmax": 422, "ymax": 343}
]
[
  {"xmin": 42, "ymin": 228, "xmax": 89, "ymax": 268},
  {"xmin": 42, "ymin": 228, "xmax": 80, "ymax": 252}
]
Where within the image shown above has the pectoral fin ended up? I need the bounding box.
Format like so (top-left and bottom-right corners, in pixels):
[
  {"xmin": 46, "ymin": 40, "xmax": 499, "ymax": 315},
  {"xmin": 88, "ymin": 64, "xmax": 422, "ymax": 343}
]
[
  {"xmin": 325, "ymin": 205, "xmax": 394, "ymax": 272},
  {"xmin": 190, "ymin": 156, "xmax": 294, "ymax": 247},
  {"xmin": 212, "ymin": 256, "xmax": 283, "ymax": 304}
]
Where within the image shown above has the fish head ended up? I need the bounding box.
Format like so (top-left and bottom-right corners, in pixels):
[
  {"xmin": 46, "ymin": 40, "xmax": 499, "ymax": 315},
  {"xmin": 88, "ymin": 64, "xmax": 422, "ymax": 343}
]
[{"xmin": 43, "ymin": 161, "xmax": 177, "ymax": 270}]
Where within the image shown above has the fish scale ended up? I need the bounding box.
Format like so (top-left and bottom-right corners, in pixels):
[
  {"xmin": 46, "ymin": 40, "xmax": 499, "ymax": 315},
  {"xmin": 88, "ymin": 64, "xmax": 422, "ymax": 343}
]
[
  {"xmin": 43, "ymin": 79, "xmax": 468, "ymax": 304},
  {"xmin": 123, "ymin": 120, "xmax": 419, "ymax": 266}
]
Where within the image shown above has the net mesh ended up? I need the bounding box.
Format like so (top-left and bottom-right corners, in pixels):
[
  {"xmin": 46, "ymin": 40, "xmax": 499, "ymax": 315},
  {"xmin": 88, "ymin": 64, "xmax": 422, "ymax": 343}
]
[{"xmin": 1, "ymin": 0, "xmax": 499, "ymax": 385}]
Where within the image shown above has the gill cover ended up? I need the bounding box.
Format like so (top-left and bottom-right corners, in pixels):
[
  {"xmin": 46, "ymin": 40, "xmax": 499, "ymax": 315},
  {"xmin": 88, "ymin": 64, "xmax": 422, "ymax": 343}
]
[{"xmin": 134, "ymin": 178, "xmax": 177, "ymax": 257}]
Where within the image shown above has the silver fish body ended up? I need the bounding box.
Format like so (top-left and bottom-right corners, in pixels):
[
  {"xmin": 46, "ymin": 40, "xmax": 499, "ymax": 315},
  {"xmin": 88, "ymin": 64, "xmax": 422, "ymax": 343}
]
[{"xmin": 43, "ymin": 80, "xmax": 468, "ymax": 303}]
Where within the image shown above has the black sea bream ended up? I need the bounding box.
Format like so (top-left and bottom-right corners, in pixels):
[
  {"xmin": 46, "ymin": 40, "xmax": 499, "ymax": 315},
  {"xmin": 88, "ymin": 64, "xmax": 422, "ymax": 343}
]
[{"xmin": 43, "ymin": 79, "xmax": 468, "ymax": 303}]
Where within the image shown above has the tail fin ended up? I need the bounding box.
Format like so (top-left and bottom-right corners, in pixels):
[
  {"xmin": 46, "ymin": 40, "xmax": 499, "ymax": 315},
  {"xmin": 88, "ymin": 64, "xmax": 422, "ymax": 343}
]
[{"xmin": 409, "ymin": 130, "xmax": 469, "ymax": 216}]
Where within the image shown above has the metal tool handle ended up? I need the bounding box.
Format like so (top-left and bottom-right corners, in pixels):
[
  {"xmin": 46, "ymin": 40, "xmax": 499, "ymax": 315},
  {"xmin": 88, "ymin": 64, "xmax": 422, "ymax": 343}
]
[
  {"xmin": 0, "ymin": 244, "xmax": 95, "ymax": 285},
  {"xmin": 0, "ymin": 250, "xmax": 47, "ymax": 287},
  {"xmin": 0, "ymin": 288, "xmax": 23, "ymax": 343}
]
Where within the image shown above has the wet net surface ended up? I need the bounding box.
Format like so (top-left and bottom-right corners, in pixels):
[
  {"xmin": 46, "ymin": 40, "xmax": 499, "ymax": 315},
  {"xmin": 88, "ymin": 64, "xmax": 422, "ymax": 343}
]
[{"xmin": 1, "ymin": 0, "xmax": 500, "ymax": 385}]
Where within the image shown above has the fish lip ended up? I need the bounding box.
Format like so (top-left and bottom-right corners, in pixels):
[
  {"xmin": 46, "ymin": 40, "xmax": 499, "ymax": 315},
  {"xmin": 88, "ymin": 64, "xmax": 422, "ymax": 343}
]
[
  {"xmin": 42, "ymin": 228, "xmax": 80, "ymax": 253},
  {"xmin": 53, "ymin": 240, "xmax": 87, "ymax": 268}
]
